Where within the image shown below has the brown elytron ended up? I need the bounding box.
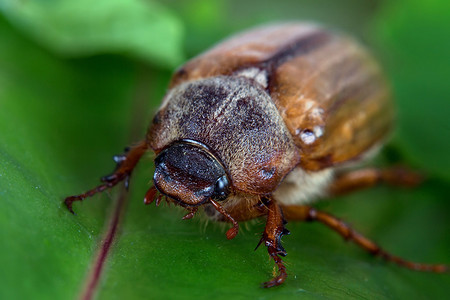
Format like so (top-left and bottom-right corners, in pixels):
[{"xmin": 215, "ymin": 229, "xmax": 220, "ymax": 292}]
[{"xmin": 65, "ymin": 23, "xmax": 448, "ymax": 287}]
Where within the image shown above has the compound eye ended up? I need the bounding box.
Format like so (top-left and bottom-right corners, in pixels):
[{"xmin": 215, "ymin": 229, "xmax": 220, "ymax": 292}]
[{"xmin": 212, "ymin": 175, "xmax": 230, "ymax": 201}]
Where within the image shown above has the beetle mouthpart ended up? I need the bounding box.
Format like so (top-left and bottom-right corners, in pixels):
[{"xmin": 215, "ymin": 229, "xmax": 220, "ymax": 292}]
[
  {"xmin": 155, "ymin": 195, "xmax": 163, "ymax": 206},
  {"xmin": 182, "ymin": 207, "xmax": 199, "ymax": 220},
  {"xmin": 144, "ymin": 185, "xmax": 158, "ymax": 205}
]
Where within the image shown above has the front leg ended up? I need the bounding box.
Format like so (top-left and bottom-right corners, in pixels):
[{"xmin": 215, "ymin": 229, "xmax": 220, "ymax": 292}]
[
  {"xmin": 64, "ymin": 140, "xmax": 148, "ymax": 213},
  {"xmin": 256, "ymin": 198, "xmax": 290, "ymax": 288}
]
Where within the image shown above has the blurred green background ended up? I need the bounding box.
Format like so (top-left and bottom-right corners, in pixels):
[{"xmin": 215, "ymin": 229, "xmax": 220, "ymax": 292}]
[{"xmin": 1, "ymin": 0, "xmax": 449, "ymax": 299}]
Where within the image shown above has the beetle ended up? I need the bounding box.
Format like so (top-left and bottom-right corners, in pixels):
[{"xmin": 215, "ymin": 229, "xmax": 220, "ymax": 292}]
[{"xmin": 65, "ymin": 23, "xmax": 448, "ymax": 287}]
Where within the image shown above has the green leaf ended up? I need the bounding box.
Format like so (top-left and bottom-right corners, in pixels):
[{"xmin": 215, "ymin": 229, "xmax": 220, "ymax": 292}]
[
  {"xmin": 374, "ymin": 0, "xmax": 450, "ymax": 180},
  {"xmin": 0, "ymin": 0, "xmax": 184, "ymax": 68},
  {"xmin": 1, "ymin": 1, "xmax": 450, "ymax": 299}
]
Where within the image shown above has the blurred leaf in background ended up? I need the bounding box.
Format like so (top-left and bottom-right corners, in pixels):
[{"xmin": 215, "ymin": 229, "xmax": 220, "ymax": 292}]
[
  {"xmin": 375, "ymin": 0, "xmax": 450, "ymax": 180},
  {"xmin": 0, "ymin": 0, "xmax": 184, "ymax": 67},
  {"xmin": 0, "ymin": 0, "xmax": 449, "ymax": 299}
]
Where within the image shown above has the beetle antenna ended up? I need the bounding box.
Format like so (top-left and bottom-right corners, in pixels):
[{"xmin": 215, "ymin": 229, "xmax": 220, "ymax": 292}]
[{"xmin": 209, "ymin": 199, "xmax": 239, "ymax": 240}]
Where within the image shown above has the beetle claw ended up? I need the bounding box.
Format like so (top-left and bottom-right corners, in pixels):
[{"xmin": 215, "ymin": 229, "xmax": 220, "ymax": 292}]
[
  {"xmin": 64, "ymin": 195, "xmax": 83, "ymax": 215},
  {"xmin": 64, "ymin": 197, "xmax": 76, "ymax": 214}
]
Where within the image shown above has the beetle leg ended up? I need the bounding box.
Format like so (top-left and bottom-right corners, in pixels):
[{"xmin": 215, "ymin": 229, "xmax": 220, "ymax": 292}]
[
  {"xmin": 328, "ymin": 167, "xmax": 423, "ymax": 196},
  {"xmin": 64, "ymin": 140, "xmax": 148, "ymax": 213},
  {"xmin": 256, "ymin": 198, "xmax": 290, "ymax": 288},
  {"xmin": 282, "ymin": 205, "xmax": 448, "ymax": 273}
]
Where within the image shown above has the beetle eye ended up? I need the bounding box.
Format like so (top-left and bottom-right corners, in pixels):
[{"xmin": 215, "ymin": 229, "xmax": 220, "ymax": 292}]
[{"xmin": 212, "ymin": 175, "xmax": 230, "ymax": 201}]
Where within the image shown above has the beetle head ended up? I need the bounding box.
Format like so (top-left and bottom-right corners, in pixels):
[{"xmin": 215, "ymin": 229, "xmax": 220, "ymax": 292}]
[{"xmin": 153, "ymin": 140, "xmax": 231, "ymax": 207}]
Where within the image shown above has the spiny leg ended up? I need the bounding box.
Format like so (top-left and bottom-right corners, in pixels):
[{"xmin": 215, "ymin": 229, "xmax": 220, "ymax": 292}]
[
  {"xmin": 64, "ymin": 140, "xmax": 149, "ymax": 213},
  {"xmin": 329, "ymin": 167, "xmax": 422, "ymax": 196},
  {"xmin": 282, "ymin": 205, "xmax": 448, "ymax": 273},
  {"xmin": 256, "ymin": 198, "xmax": 290, "ymax": 288}
]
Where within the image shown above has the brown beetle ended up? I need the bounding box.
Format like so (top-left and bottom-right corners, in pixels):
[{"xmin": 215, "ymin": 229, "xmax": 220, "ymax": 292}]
[{"xmin": 65, "ymin": 23, "xmax": 448, "ymax": 287}]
